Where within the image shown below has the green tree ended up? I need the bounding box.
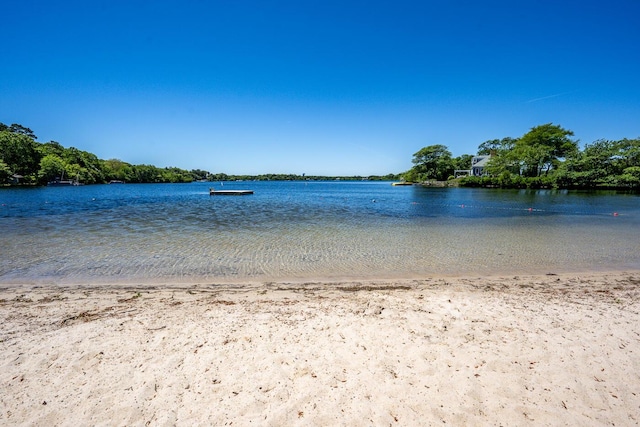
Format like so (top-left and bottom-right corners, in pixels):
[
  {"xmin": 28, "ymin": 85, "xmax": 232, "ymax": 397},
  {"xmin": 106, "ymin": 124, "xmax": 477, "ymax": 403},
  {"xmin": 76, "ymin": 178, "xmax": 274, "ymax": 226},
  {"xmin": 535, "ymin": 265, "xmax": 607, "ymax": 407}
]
[
  {"xmin": 556, "ymin": 138, "xmax": 640, "ymax": 188},
  {"xmin": 161, "ymin": 167, "xmax": 193, "ymax": 183},
  {"xmin": 619, "ymin": 166, "xmax": 640, "ymax": 188},
  {"xmin": 8, "ymin": 123, "xmax": 37, "ymax": 139},
  {"xmin": 38, "ymin": 141, "xmax": 65, "ymax": 158},
  {"xmin": 131, "ymin": 164, "xmax": 162, "ymax": 182},
  {"xmin": 475, "ymin": 137, "xmax": 518, "ymax": 178},
  {"xmin": 477, "ymin": 137, "xmax": 516, "ymax": 156},
  {"xmin": 0, "ymin": 122, "xmax": 37, "ymax": 139},
  {"xmin": 558, "ymin": 139, "xmax": 618, "ymax": 187},
  {"xmin": 38, "ymin": 154, "xmax": 67, "ymax": 183},
  {"xmin": 401, "ymin": 168, "xmax": 421, "ymax": 183},
  {"xmin": 190, "ymin": 169, "xmax": 210, "ymax": 181},
  {"xmin": 0, "ymin": 159, "xmax": 12, "ymax": 183},
  {"xmin": 0, "ymin": 130, "xmax": 42, "ymax": 179},
  {"xmin": 453, "ymin": 154, "xmax": 473, "ymax": 172},
  {"xmin": 617, "ymin": 138, "xmax": 640, "ymax": 169},
  {"xmin": 102, "ymin": 159, "xmax": 133, "ymax": 182},
  {"xmin": 61, "ymin": 147, "xmax": 104, "ymax": 184},
  {"xmin": 210, "ymin": 173, "xmax": 230, "ymax": 181},
  {"xmin": 510, "ymin": 123, "xmax": 578, "ymax": 177},
  {"xmin": 484, "ymin": 154, "xmax": 517, "ymax": 177},
  {"xmin": 408, "ymin": 144, "xmax": 454, "ymax": 181}
]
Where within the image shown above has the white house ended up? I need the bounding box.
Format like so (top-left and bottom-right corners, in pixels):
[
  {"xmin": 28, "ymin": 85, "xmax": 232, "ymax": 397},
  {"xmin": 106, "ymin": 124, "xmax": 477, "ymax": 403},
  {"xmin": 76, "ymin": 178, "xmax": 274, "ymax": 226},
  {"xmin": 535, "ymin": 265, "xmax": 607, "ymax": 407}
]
[
  {"xmin": 470, "ymin": 155, "xmax": 491, "ymax": 176},
  {"xmin": 455, "ymin": 155, "xmax": 492, "ymax": 177}
]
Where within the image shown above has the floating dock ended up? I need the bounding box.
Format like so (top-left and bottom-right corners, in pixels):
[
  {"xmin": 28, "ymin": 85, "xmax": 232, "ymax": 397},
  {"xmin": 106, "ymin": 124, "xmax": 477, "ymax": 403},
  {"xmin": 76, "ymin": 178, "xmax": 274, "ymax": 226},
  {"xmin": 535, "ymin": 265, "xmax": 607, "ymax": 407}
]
[{"xmin": 209, "ymin": 188, "xmax": 254, "ymax": 196}]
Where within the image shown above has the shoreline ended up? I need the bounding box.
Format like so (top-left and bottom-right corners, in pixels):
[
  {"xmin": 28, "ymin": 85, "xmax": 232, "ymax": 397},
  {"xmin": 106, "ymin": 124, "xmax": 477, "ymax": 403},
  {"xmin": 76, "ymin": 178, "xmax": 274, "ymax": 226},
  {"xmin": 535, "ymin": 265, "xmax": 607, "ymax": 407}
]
[
  {"xmin": 3, "ymin": 267, "xmax": 640, "ymax": 289},
  {"xmin": 2, "ymin": 271, "xmax": 639, "ymax": 425}
]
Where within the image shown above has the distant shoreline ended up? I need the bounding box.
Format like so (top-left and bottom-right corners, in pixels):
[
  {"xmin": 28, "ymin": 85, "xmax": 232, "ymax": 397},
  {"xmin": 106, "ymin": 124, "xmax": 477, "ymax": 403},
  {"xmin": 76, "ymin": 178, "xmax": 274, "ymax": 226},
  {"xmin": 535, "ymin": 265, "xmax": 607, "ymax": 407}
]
[{"xmin": 4, "ymin": 179, "xmax": 639, "ymax": 192}]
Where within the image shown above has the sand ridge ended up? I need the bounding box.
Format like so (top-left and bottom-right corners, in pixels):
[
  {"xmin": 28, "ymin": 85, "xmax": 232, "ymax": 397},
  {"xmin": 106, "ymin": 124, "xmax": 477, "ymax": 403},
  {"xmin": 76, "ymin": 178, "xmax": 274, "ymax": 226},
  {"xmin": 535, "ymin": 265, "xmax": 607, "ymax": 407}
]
[{"xmin": 1, "ymin": 272, "xmax": 640, "ymax": 425}]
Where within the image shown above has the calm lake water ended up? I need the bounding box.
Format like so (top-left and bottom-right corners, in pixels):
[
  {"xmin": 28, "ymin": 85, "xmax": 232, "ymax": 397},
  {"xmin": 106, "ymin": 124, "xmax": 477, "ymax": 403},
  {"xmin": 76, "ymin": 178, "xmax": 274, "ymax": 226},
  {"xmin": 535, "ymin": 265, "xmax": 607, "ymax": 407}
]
[{"xmin": 1, "ymin": 181, "xmax": 639, "ymax": 285}]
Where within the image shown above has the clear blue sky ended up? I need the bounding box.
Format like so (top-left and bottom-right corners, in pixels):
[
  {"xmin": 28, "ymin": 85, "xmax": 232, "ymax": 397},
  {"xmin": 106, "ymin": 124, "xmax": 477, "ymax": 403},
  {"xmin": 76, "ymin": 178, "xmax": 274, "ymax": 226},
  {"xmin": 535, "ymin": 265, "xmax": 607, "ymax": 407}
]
[{"xmin": 2, "ymin": 0, "xmax": 639, "ymax": 175}]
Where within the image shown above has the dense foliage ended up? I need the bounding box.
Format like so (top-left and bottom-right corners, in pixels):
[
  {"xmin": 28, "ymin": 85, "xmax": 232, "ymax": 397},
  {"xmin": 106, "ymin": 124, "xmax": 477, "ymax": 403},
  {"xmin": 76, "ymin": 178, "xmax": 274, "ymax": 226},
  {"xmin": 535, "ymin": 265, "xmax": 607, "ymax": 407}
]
[
  {"xmin": 0, "ymin": 126, "xmax": 203, "ymax": 185},
  {"xmin": 402, "ymin": 145, "xmax": 472, "ymax": 182},
  {"xmin": 403, "ymin": 123, "xmax": 640, "ymax": 190},
  {"xmin": 4, "ymin": 121, "xmax": 637, "ymax": 189},
  {"xmin": 0, "ymin": 123, "xmax": 399, "ymax": 185}
]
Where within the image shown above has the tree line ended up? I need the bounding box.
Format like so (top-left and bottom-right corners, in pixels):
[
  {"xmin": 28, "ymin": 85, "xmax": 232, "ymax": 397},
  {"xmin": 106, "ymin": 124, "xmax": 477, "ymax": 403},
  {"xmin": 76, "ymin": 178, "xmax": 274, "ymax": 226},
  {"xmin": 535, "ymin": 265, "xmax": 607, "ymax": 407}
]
[
  {"xmin": 0, "ymin": 123, "xmax": 399, "ymax": 185},
  {"xmin": 0, "ymin": 123, "xmax": 207, "ymax": 185},
  {"xmin": 4, "ymin": 121, "xmax": 637, "ymax": 189},
  {"xmin": 403, "ymin": 123, "xmax": 640, "ymax": 190}
]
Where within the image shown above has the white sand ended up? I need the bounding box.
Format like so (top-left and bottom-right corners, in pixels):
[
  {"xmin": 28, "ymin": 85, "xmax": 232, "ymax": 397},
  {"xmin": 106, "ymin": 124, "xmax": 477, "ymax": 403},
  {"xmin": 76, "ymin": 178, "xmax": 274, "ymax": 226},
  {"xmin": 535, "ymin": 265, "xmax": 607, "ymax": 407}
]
[{"xmin": 1, "ymin": 272, "xmax": 640, "ymax": 426}]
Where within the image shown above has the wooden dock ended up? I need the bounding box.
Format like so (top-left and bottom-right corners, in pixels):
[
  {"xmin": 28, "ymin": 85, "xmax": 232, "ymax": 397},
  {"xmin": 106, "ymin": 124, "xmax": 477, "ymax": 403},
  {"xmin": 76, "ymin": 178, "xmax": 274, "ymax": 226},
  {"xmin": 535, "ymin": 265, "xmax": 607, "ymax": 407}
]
[{"xmin": 209, "ymin": 188, "xmax": 254, "ymax": 196}]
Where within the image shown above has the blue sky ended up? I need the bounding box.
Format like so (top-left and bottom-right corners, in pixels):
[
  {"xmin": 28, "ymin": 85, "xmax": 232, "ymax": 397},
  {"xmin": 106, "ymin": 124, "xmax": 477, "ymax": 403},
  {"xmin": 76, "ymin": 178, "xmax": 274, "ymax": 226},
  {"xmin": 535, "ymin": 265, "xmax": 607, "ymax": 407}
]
[{"xmin": 2, "ymin": 0, "xmax": 639, "ymax": 175}]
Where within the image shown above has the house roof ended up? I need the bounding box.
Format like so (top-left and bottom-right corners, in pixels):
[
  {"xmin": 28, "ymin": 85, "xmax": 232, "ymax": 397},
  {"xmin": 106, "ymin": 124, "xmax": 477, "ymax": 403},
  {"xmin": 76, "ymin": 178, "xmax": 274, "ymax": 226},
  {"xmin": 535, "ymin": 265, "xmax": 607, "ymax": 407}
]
[{"xmin": 472, "ymin": 155, "xmax": 491, "ymax": 168}]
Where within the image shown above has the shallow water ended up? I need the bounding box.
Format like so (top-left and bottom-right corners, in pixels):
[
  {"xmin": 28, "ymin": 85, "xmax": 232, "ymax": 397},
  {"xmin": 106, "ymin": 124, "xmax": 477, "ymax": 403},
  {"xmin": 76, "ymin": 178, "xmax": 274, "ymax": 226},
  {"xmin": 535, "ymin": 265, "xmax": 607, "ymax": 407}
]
[{"xmin": 1, "ymin": 181, "xmax": 639, "ymax": 284}]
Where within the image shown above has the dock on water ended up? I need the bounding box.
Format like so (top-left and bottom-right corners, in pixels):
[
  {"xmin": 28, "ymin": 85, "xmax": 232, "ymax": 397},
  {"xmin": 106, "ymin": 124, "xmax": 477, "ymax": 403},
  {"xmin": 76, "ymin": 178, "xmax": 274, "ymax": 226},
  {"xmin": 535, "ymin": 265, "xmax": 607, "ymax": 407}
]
[{"xmin": 209, "ymin": 188, "xmax": 254, "ymax": 196}]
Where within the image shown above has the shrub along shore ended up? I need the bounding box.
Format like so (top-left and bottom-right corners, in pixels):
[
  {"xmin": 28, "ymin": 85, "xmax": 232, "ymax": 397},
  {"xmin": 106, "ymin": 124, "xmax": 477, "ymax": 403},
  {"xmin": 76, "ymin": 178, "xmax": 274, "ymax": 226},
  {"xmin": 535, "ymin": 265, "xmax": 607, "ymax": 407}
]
[{"xmin": 2, "ymin": 122, "xmax": 638, "ymax": 189}]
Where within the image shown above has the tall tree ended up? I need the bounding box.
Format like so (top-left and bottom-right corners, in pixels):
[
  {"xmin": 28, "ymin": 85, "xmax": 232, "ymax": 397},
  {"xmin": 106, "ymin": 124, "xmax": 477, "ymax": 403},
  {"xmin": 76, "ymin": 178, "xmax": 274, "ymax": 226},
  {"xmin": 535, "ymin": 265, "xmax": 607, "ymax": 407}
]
[
  {"xmin": 0, "ymin": 129, "xmax": 42, "ymax": 178},
  {"xmin": 408, "ymin": 144, "xmax": 454, "ymax": 181},
  {"xmin": 616, "ymin": 138, "xmax": 640, "ymax": 169},
  {"xmin": 477, "ymin": 137, "xmax": 516, "ymax": 155},
  {"xmin": 38, "ymin": 141, "xmax": 65, "ymax": 157},
  {"xmin": 38, "ymin": 154, "xmax": 67, "ymax": 183},
  {"xmin": 510, "ymin": 123, "xmax": 578, "ymax": 177},
  {"xmin": 8, "ymin": 123, "xmax": 37, "ymax": 140},
  {"xmin": 61, "ymin": 146, "xmax": 104, "ymax": 184}
]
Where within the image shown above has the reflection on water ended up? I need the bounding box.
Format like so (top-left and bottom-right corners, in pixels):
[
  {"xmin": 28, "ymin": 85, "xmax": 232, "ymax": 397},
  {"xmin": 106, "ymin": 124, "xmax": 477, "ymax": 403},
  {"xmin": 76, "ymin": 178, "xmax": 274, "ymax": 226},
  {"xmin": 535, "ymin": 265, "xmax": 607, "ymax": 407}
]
[{"xmin": 1, "ymin": 182, "xmax": 639, "ymax": 284}]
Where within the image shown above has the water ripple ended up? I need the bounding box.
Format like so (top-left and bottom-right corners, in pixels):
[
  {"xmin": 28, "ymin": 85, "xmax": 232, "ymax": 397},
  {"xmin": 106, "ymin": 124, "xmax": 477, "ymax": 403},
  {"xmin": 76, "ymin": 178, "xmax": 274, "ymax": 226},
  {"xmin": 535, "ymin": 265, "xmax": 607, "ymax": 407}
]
[{"xmin": 1, "ymin": 182, "xmax": 639, "ymax": 284}]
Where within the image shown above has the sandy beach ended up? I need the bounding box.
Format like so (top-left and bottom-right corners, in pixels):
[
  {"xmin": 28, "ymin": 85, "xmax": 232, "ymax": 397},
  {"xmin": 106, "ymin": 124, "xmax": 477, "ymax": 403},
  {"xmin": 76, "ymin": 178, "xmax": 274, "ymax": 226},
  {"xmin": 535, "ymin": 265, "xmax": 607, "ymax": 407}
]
[{"xmin": 1, "ymin": 272, "xmax": 639, "ymax": 426}]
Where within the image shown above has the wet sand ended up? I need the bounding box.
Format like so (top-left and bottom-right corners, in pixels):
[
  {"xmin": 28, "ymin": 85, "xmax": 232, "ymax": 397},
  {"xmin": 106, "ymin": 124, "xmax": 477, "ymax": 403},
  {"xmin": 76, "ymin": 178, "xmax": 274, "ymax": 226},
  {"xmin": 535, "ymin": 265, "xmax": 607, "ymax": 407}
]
[{"xmin": 1, "ymin": 271, "xmax": 639, "ymax": 425}]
